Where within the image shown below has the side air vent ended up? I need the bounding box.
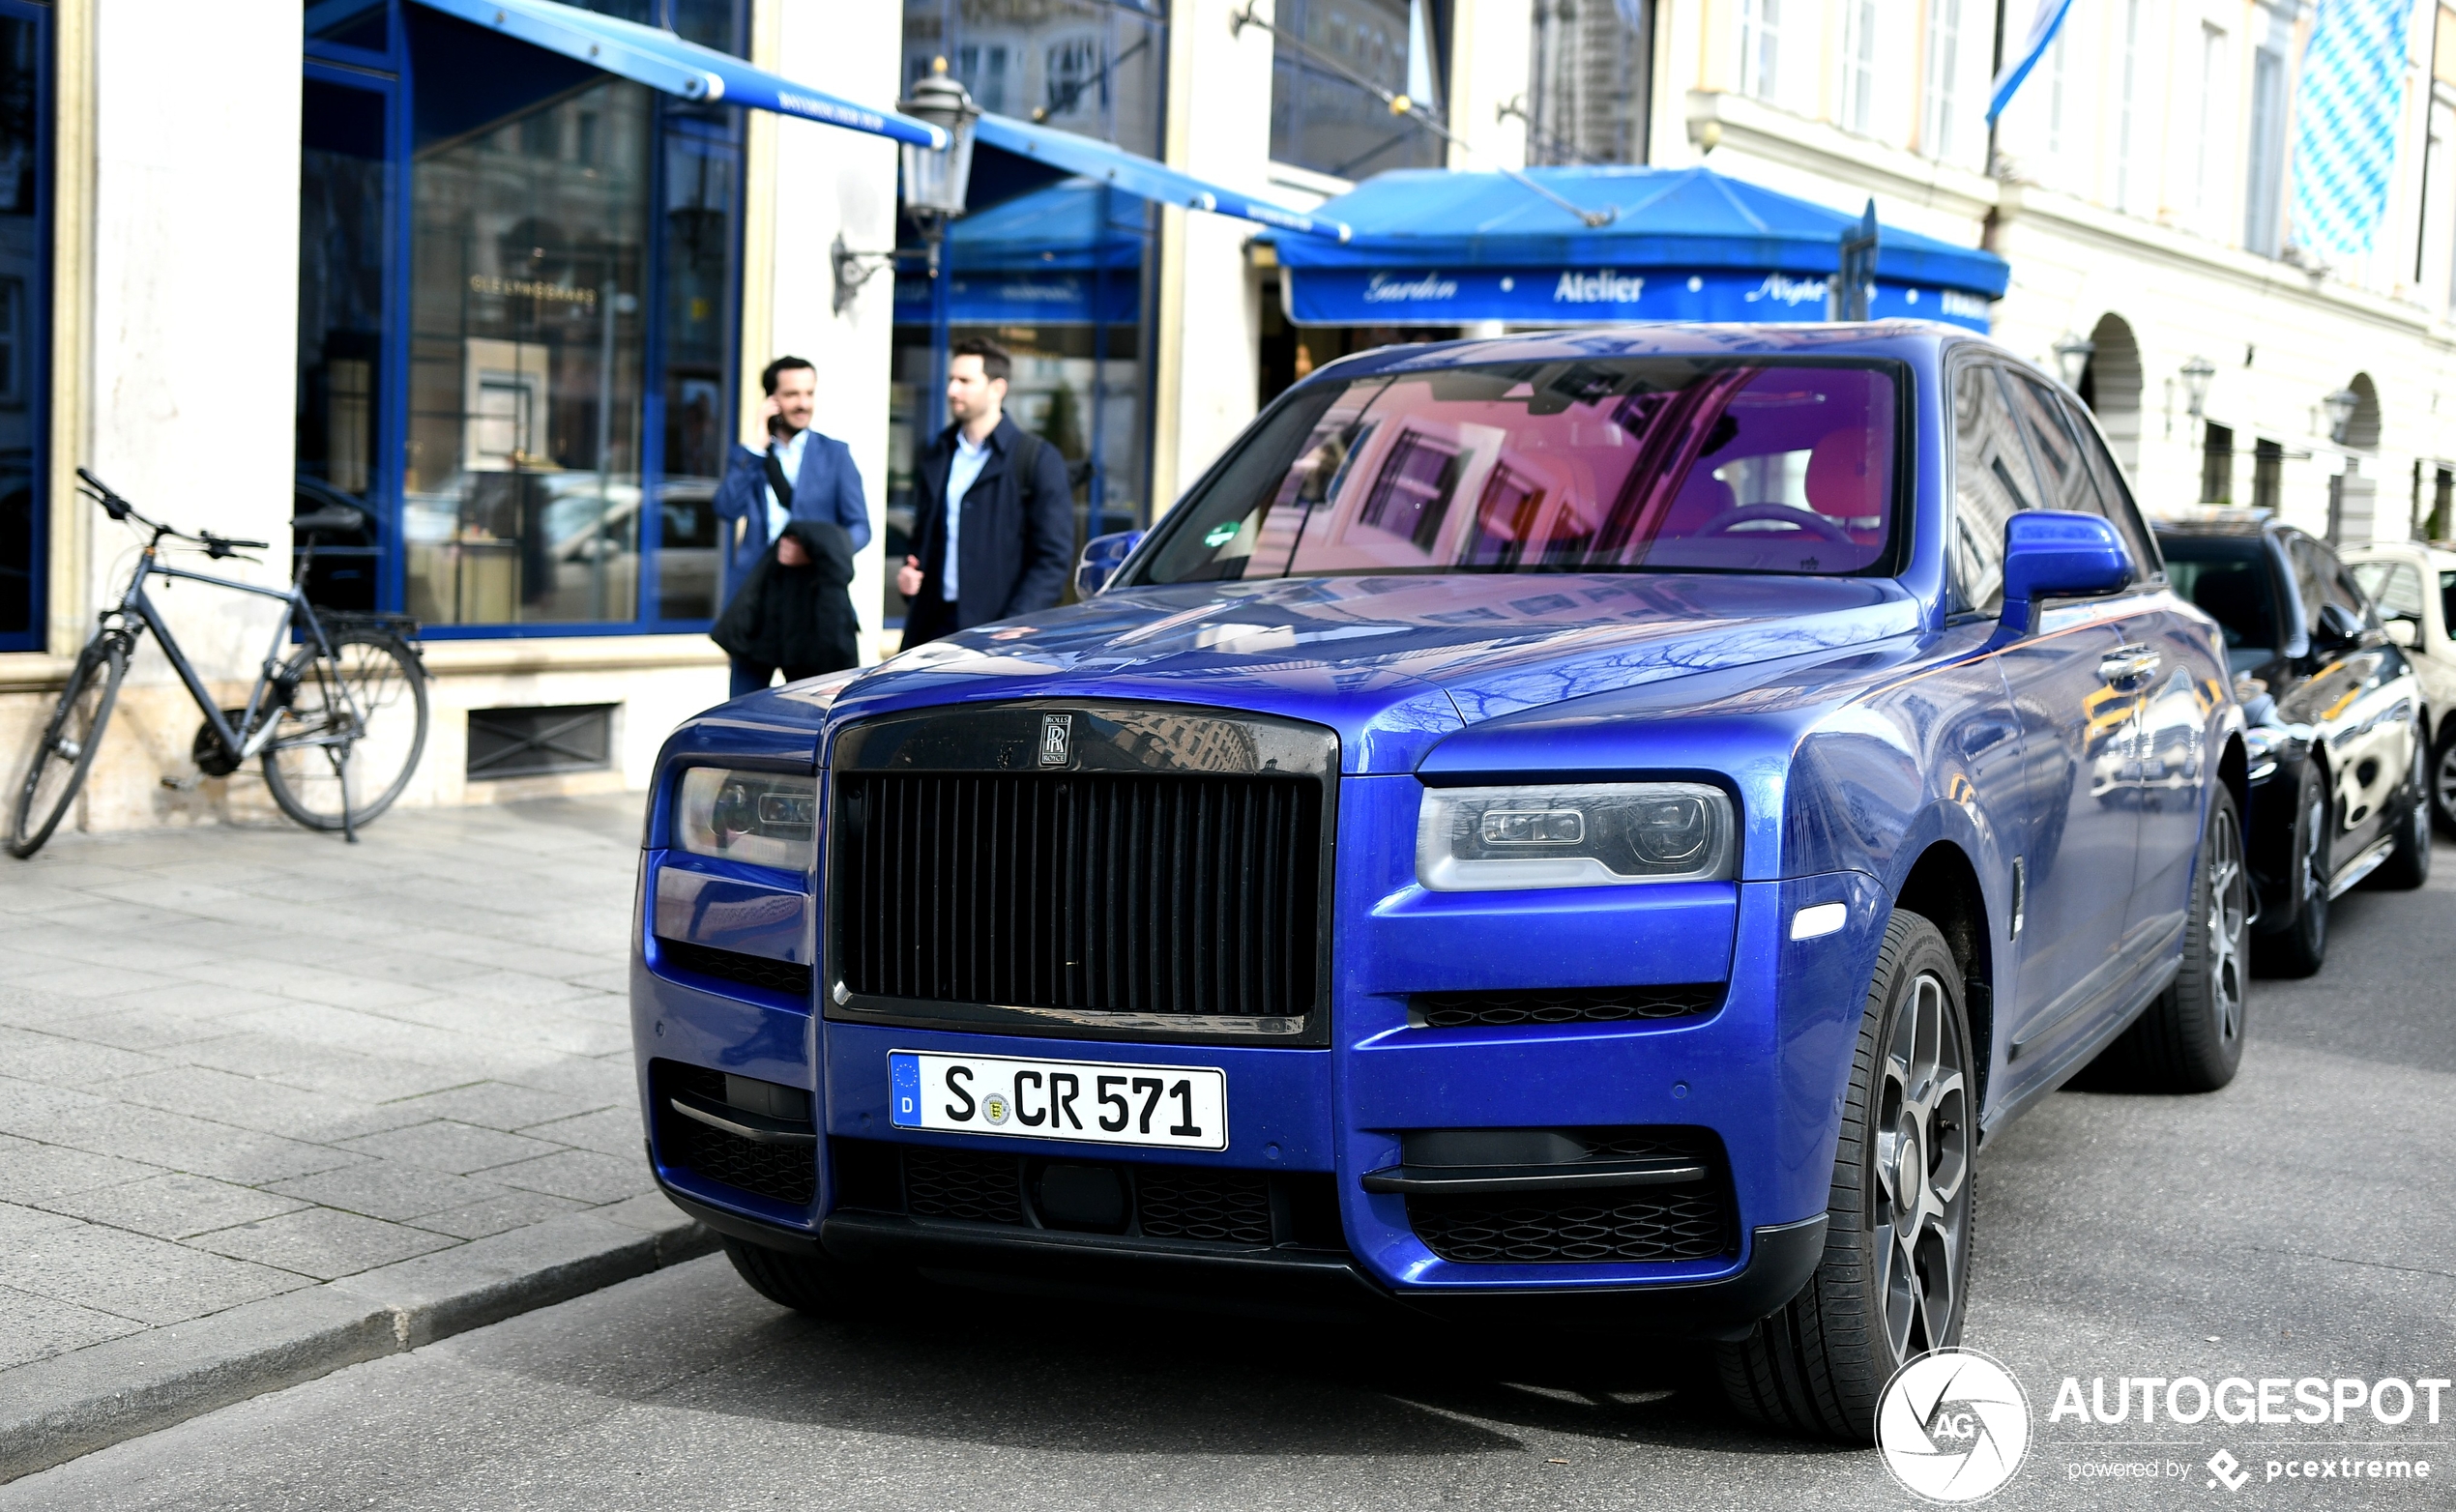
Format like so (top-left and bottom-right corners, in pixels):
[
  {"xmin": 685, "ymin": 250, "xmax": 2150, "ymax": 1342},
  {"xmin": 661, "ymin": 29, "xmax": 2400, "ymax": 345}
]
[
  {"xmin": 1410, "ymin": 984, "xmax": 1722, "ymax": 1030},
  {"xmin": 651, "ymin": 1061, "xmax": 816, "ymax": 1207},
  {"xmin": 656, "ymin": 938, "xmax": 813, "ymax": 998}
]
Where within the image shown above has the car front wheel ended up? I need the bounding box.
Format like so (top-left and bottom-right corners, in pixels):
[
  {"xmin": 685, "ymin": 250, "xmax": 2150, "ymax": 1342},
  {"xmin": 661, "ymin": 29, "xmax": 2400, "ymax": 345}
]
[{"xmin": 1716, "ymin": 910, "xmax": 1974, "ymax": 1443}]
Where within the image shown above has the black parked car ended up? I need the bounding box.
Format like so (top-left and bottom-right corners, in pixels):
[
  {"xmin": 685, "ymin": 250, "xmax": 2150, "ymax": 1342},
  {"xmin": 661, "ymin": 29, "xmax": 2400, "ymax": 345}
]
[{"xmin": 2155, "ymin": 515, "xmax": 2429, "ymax": 974}]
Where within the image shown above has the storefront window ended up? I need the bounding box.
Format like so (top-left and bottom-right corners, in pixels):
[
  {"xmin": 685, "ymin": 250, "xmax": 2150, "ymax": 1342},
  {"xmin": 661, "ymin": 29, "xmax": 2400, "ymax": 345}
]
[
  {"xmin": 298, "ymin": 2, "xmax": 746, "ymax": 635},
  {"xmin": 404, "ymin": 17, "xmax": 653, "ymax": 628},
  {"xmin": 890, "ymin": 0, "xmax": 1164, "ymax": 630},
  {"xmin": 296, "ymin": 75, "xmax": 391, "ymax": 611},
  {"xmin": 654, "ymin": 99, "xmax": 742, "ymax": 622},
  {"xmin": 1270, "ymin": 0, "xmax": 1449, "ymax": 179},
  {"xmin": 0, "ymin": 2, "xmax": 45, "ymax": 649}
]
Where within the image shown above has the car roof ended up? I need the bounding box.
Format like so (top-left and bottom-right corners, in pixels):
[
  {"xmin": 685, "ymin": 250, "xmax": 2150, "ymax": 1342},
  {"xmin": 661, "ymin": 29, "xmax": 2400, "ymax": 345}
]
[
  {"xmin": 1307, "ymin": 319, "xmax": 1988, "ymax": 384},
  {"xmin": 2343, "ymin": 542, "xmax": 2456, "ymax": 571},
  {"xmin": 2149, "ymin": 513, "xmax": 2276, "ymax": 541}
]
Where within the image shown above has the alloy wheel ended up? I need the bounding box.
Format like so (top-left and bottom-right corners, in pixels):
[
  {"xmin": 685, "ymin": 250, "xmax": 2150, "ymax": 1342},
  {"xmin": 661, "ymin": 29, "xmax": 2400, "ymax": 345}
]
[
  {"xmin": 2205, "ymin": 803, "xmax": 2248, "ymax": 1046},
  {"xmin": 2300, "ymin": 785, "xmax": 2327, "ymax": 923},
  {"xmin": 1874, "ymin": 971, "xmax": 1970, "ymax": 1360},
  {"xmin": 2438, "ymin": 740, "xmax": 2456, "ymax": 829}
]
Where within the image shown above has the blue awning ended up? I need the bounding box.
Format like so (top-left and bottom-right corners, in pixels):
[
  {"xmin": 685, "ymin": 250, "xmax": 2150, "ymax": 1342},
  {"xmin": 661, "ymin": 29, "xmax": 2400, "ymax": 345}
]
[
  {"xmin": 973, "ymin": 113, "xmax": 1349, "ymax": 242},
  {"xmin": 942, "ymin": 179, "xmax": 1148, "ymax": 273},
  {"xmin": 1272, "ymin": 165, "xmax": 2009, "ymax": 329},
  {"xmin": 411, "ymin": 0, "xmax": 947, "ymax": 148},
  {"xmin": 892, "ymin": 181, "xmax": 1145, "ymax": 326}
]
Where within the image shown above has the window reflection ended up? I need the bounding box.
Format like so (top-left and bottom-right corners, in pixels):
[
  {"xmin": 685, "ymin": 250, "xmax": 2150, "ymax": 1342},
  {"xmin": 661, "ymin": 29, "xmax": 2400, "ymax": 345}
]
[
  {"xmin": 1270, "ymin": 0, "xmax": 1449, "ymax": 179},
  {"xmin": 0, "ymin": 11, "xmax": 40, "ymax": 643},
  {"xmin": 405, "ymin": 25, "xmax": 651, "ymax": 626}
]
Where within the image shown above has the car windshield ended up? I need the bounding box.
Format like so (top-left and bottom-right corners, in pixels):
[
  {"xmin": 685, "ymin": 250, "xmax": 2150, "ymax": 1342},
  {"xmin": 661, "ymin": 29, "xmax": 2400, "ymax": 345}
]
[
  {"xmin": 2159, "ymin": 535, "xmax": 2277, "ymax": 675},
  {"xmin": 1138, "ymin": 359, "xmax": 1901, "ymax": 583}
]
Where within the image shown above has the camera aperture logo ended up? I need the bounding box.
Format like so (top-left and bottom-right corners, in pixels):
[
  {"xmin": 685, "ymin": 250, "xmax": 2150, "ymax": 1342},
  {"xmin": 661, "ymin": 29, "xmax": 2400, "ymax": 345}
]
[{"xmin": 1877, "ymin": 1350, "xmax": 2032, "ymax": 1503}]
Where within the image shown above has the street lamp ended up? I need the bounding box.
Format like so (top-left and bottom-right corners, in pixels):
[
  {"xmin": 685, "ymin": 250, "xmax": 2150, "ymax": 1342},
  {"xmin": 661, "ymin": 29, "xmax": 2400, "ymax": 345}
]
[
  {"xmin": 2179, "ymin": 355, "xmax": 2216, "ymax": 421},
  {"xmin": 2052, "ymin": 332, "xmax": 2096, "ymax": 390},
  {"xmin": 2322, "ymin": 387, "xmax": 2360, "ymax": 445},
  {"xmin": 834, "ymin": 59, "xmax": 980, "ymax": 312},
  {"xmin": 898, "ymin": 58, "xmax": 980, "ymax": 276}
]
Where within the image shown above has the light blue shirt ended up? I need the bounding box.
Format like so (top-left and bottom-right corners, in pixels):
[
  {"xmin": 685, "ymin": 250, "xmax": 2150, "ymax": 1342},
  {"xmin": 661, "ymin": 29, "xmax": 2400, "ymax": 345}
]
[
  {"xmin": 766, "ymin": 426, "xmax": 811, "ymax": 545},
  {"xmin": 942, "ymin": 430, "xmax": 992, "ymax": 600}
]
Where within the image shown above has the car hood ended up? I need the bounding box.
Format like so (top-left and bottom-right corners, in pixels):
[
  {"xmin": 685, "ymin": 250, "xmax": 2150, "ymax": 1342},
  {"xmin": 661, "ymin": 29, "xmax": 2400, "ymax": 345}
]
[{"xmin": 825, "ymin": 573, "xmax": 1925, "ymax": 774}]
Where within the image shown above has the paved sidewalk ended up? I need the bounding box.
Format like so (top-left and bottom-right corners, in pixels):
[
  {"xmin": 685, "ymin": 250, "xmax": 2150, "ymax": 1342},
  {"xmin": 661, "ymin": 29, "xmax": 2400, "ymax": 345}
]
[{"xmin": 0, "ymin": 794, "xmax": 701, "ymax": 1476}]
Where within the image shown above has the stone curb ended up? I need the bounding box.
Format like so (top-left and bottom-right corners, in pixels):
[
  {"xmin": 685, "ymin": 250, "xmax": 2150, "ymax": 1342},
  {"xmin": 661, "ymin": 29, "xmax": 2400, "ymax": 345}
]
[{"xmin": 0, "ymin": 1205, "xmax": 716, "ymax": 1484}]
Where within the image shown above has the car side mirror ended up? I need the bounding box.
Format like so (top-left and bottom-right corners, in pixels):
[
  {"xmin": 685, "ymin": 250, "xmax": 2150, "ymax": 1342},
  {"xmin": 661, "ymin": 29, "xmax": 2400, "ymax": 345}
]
[
  {"xmin": 2314, "ymin": 600, "xmax": 2365, "ymax": 650},
  {"xmin": 2384, "ymin": 616, "xmax": 2418, "ymax": 648},
  {"xmin": 1074, "ymin": 529, "xmax": 1145, "ymax": 598},
  {"xmin": 1998, "ymin": 510, "xmax": 2134, "ymax": 635}
]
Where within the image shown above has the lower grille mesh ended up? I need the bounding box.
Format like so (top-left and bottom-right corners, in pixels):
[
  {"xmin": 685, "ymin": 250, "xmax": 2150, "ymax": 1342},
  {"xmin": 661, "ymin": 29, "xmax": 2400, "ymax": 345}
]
[
  {"xmin": 904, "ymin": 1148, "xmax": 1026, "ymax": 1224},
  {"xmin": 1408, "ymin": 1189, "xmax": 1730, "ymax": 1264},
  {"xmin": 1135, "ymin": 1168, "xmax": 1272, "ymax": 1244},
  {"xmin": 1412, "ymin": 984, "xmax": 1722, "ymax": 1030},
  {"xmin": 839, "ymin": 1141, "xmax": 1288, "ymax": 1249}
]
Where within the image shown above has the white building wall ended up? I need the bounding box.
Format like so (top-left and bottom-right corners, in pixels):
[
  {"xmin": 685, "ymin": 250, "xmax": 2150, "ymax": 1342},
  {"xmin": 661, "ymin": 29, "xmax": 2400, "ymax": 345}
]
[
  {"xmin": 55, "ymin": 0, "xmax": 303, "ymax": 831},
  {"xmin": 1661, "ymin": 0, "xmax": 2456, "ymax": 548},
  {"xmin": 771, "ymin": 0, "xmax": 901, "ymax": 662}
]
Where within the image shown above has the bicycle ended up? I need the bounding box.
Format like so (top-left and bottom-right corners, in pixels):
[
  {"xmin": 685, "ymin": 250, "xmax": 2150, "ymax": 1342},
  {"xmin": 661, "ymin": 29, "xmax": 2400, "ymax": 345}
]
[{"xmin": 8, "ymin": 469, "xmax": 430, "ymax": 857}]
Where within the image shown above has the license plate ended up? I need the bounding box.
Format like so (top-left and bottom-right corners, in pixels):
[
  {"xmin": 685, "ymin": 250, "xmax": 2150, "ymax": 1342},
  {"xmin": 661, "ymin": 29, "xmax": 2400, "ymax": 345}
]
[{"xmin": 889, "ymin": 1050, "xmax": 1227, "ymax": 1151}]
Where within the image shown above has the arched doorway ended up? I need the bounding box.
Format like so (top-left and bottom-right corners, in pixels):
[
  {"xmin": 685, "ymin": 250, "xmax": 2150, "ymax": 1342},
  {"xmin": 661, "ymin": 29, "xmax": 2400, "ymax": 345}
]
[{"xmin": 2076, "ymin": 313, "xmax": 2144, "ymax": 475}]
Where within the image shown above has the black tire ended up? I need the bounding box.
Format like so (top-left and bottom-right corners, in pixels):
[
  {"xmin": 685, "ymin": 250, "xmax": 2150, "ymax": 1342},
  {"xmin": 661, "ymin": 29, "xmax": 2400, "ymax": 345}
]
[
  {"xmin": 9, "ymin": 637, "xmax": 129, "ymax": 858},
  {"xmin": 1716, "ymin": 911, "xmax": 1974, "ymax": 1443},
  {"xmin": 260, "ymin": 631, "xmax": 429, "ymax": 831},
  {"xmin": 2369, "ymin": 730, "xmax": 2433, "ymax": 890},
  {"xmin": 2089, "ymin": 786, "xmax": 2250, "ymax": 1091},
  {"xmin": 720, "ymin": 1236, "xmax": 854, "ymax": 1316},
  {"xmin": 2432, "ymin": 721, "xmax": 2456, "ymax": 838},
  {"xmin": 2255, "ymin": 767, "xmax": 2330, "ymax": 978}
]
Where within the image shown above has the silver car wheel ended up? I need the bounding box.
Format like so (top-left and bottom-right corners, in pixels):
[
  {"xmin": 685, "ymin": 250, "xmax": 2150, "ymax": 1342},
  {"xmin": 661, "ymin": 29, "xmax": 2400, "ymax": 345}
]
[{"xmin": 1873, "ymin": 971, "xmax": 1970, "ymax": 1361}]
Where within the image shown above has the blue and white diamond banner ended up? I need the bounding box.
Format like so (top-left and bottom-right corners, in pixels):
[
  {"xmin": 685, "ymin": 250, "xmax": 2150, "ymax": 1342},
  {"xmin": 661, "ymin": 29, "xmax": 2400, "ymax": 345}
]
[{"xmin": 2289, "ymin": 0, "xmax": 2415, "ymax": 263}]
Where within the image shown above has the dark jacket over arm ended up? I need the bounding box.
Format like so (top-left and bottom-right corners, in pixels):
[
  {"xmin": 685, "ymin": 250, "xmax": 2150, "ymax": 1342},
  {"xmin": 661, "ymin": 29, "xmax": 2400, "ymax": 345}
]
[{"xmin": 910, "ymin": 416, "xmax": 1078, "ymax": 629}]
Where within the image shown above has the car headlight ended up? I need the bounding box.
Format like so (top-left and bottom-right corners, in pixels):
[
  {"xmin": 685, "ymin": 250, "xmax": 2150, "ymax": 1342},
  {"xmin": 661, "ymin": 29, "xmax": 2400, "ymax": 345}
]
[
  {"xmin": 1417, "ymin": 782, "xmax": 1736, "ymax": 890},
  {"xmin": 674, "ymin": 767, "xmax": 817, "ymax": 871}
]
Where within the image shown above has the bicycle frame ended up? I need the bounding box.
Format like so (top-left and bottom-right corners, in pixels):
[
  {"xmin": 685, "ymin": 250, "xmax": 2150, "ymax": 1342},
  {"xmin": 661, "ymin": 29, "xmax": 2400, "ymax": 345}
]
[{"xmin": 106, "ymin": 541, "xmax": 346, "ymax": 766}]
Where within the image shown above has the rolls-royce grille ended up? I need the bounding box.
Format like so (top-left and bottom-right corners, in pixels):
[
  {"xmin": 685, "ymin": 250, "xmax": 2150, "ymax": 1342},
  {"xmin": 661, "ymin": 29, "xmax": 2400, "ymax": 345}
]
[{"xmin": 833, "ymin": 771, "xmax": 1322, "ymax": 1020}]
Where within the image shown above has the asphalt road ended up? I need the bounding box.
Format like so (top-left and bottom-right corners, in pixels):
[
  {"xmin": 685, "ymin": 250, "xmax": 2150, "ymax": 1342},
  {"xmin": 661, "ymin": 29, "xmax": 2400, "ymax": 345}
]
[{"xmin": 9, "ymin": 865, "xmax": 2454, "ymax": 1511}]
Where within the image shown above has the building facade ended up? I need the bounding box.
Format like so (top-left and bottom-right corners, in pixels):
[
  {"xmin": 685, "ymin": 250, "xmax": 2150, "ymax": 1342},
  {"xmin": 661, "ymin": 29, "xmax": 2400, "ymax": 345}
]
[{"xmin": 21, "ymin": 0, "xmax": 2456, "ymax": 836}]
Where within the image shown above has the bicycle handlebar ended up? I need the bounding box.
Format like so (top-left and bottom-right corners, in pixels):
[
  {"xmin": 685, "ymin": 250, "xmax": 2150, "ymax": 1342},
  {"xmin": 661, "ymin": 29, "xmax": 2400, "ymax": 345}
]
[{"xmin": 76, "ymin": 469, "xmax": 269, "ymax": 557}]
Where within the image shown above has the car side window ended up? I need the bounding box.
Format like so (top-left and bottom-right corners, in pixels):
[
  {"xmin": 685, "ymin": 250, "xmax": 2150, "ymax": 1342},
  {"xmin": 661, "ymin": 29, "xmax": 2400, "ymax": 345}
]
[
  {"xmin": 2002, "ymin": 374, "xmax": 2099, "ymax": 514},
  {"xmin": 1949, "ymin": 363, "xmax": 2039, "ymax": 615},
  {"xmin": 2353, "ymin": 562, "xmax": 2426, "ymax": 624},
  {"xmin": 2287, "ymin": 536, "xmax": 2364, "ymax": 636},
  {"xmin": 2040, "ymin": 381, "xmax": 2161, "ymax": 580}
]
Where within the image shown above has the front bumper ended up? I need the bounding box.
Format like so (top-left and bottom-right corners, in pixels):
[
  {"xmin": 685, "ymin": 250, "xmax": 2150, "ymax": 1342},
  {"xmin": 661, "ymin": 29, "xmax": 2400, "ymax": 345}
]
[
  {"xmin": 659, "ymin": 1177, "xmax": 1827, "ymax": 1336},
  {"xmin": 636, "ymin": 830, "xmax": 1888, "ymax": 1329}
]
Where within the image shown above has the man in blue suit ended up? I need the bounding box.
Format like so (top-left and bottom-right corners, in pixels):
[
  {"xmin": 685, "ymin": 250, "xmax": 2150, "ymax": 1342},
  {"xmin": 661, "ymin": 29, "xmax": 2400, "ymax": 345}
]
[{"xmin": 713, "ymin": 356, "xmax": 873, "ymax": 696}]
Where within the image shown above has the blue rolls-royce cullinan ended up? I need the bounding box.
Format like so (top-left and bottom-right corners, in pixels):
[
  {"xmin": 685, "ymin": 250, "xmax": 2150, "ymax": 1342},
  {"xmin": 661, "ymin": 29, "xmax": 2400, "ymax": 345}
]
[{"xmin": 631, "ymin": 323, "xmax": 2246, "ymax": 1441}]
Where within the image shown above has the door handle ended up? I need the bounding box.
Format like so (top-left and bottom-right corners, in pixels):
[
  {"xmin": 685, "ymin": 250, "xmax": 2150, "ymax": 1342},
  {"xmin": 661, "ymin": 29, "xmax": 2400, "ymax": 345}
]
[{"xmin": 2098, "ymin": 645, "xmax": 2160, "ymax": 686}]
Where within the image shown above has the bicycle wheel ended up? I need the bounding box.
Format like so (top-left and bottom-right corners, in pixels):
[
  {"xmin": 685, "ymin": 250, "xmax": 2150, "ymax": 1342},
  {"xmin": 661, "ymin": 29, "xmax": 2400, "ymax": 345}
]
[
  {"xmin": 10, "ymin": 637, "xmax": 129, "ymax": 858},
  {"xmin": 260, "ymin": 630, "xmax": 429, "ymax": 831}
]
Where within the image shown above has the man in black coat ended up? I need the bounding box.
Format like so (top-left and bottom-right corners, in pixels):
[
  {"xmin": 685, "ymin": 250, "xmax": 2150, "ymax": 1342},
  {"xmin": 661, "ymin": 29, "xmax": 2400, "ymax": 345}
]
[{"xmin": 896, "ymin": 337, "xmax": 1074, "ymax": 648}]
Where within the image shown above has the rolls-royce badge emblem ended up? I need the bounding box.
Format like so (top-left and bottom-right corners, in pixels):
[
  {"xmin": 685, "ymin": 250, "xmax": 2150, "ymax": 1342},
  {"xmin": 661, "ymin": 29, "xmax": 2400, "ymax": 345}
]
[{"xmin": 1038, "ymin": 713, "xmax": 1072, "ymax": 767}]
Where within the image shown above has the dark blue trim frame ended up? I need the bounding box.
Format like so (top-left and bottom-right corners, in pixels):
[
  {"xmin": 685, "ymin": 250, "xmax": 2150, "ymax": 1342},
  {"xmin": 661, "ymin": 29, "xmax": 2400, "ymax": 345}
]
[
  {"xmin": 305, "ymin": 0, "xmax": 747, "ymax": 641},
  {"xmin": 0, "ymin": 0, "xmax": 50, "ymax": 654}
]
